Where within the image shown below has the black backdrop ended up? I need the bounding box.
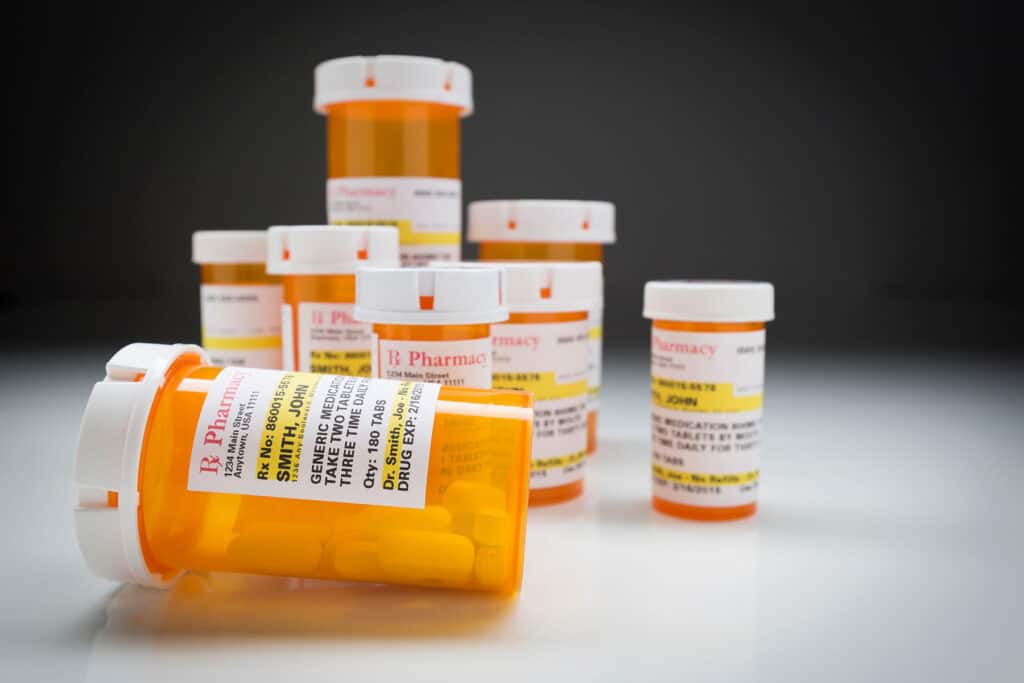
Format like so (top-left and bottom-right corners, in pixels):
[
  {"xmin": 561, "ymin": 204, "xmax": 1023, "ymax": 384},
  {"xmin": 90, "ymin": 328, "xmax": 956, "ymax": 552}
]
[{"xmin": 8, "ymin": 2, "xmax": 1016, "ymax": 351}]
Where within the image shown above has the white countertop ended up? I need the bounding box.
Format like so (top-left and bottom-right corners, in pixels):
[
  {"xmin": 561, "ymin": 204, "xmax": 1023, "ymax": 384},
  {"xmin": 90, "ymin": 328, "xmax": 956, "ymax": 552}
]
[{"xmin": 1, "ymin": 348, "xmax": 1021, "ymax": 682}]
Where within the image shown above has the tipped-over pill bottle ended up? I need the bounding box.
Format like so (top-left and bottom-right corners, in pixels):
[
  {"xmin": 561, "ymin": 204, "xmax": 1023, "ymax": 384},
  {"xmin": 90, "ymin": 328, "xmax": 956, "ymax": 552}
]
[
  {"xmin": 469, "ymin": 200, "xmax": 614, "ymax": 456},
  {"xmin": 642, "ymin": 281, "xmax": 775, "ymax": 521},
  {"xmin": 355, "ymin": 266, "xmax": 508, "ymax": 388},
  {"xmin": 267, "ymin": 225, "xmax": 398, "ymax": 377},
  {"xmin": 486, "ymin": 262, "xmax": 602, "ymax": 505},
  {"xmin": 191, "ymin": 231, "xmax": 282, "ymax": 369},
  {"xmin": 72, "ymin": 343, "xmax": 533, "ymax": 593},
  {"xmin": 315, "ymin": 55, "xmax": 472, "ymax": 266}
]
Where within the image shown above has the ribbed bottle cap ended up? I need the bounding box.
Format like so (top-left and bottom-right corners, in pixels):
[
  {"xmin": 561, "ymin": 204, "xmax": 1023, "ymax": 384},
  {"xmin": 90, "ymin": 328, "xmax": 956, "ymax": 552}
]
[
  {"xmin": 192, "ymin": 231, "xmax": 268, "ymax": 264},
  {"xmin": 355, "ymin": 266, "xmax": 508, "ymax": 325},
  {"xmin": 266, "ymin": 226, "xmax": 399, "ymax": 275},
  {"xmin": 643, "ymin": 281, "xmax": 775, "ymax": 322},
  {"xmin": 315, "ymin": 55, "xmax": 473, "ymax": 115},
  {"xmin": 467, "ymin": 200, "xmax": 615, "ymax": 244}
]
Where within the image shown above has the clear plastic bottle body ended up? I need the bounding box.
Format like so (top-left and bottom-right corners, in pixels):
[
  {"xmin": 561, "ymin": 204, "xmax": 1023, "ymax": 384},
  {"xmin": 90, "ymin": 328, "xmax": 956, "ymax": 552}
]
[
  {"xmin": 477, "ymin": 244, "xmax": 604, "ymax": 455},
  {"xmin": 650, "ymin": 320, "xmax": 766, "ymax": 522},
  {"xmin": 134, "ymin": 353, "xmax": 533, "ymax": 593}
]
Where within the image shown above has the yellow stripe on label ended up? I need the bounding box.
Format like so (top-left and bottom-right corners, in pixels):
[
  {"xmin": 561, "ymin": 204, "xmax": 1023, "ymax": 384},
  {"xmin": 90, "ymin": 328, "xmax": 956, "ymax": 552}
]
[
  {"xmin": 493, "ymin": 372, "xmax": 588, "ymax": 401},
  {"xmin": 258, "ymin": 372, "xmax": 321, "ymax": 483},
  {"xmin": 382, "ymin": 382, "xmax": 414, "ymax": 491},
  {"xmin": 310, "ymin": 350, "xmax": 372, "ymax": 377},
  {"xmin": 589, "ymin": 326, "xmax": 603, "ymax": 341},
  {"xmin": 651, "ymin": 377, "xmax": 763, "ymax": 412},
  {"xmin": 533, "ymin": 451, "xmax": 585, "ymax": 471},
  {"xmin": 652, "ymin": 464, "xmax": 760, "ymax": 487},
  {"xmin": 330, "ymin": 219, "xmax": 461, "ymax": 246},
  {"xmin": 201, "ymin": 334, "xmax": 282, "ymax": 351}
]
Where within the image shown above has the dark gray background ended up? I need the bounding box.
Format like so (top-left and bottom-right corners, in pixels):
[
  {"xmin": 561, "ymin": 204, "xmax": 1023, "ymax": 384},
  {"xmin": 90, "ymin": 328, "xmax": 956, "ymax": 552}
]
[{"xmin": 8, "ymin": 2, "xmax": 1016, "ymax": 351}]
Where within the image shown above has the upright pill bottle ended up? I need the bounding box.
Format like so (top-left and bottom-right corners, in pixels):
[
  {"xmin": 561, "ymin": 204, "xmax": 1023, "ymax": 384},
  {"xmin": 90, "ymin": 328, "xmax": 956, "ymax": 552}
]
[
  {"xmin": 469, "ymin": 200, "xmax": 615, "ymax": 455},
  {"xmin": 315, "ymin": 55, "xmax": 472, "ymax": 266},
  {"xmin": 267, "ymin": 225, "xmax": 398, "ymax": 376},
  {"xmin": 642, "ymin": 281, "xmax": 775, "ymax": 521},
  {"xmin": 72, "ymin": 343, "xmax": 533, "ymax": 593},
  {"xmin": 191, "ymin": 231, "xmax": 282, "ymax": 369},
  {"xmin": 488, "ymin": 262, "xmax": 601, "ymax": 505},
  {"xmin": 355, "ymin": 266, "xmax": 508, "ymax": 388}
]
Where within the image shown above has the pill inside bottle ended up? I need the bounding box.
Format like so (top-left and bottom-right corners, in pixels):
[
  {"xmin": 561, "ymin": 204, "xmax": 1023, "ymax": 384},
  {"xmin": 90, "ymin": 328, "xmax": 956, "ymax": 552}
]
[
  {"xmin": 468, "ymin": 200, "xmax": 615, "ymax": 456},
  {"xmin": 72, "ymin": 343, "xmax": 533, "ymax": 593}
]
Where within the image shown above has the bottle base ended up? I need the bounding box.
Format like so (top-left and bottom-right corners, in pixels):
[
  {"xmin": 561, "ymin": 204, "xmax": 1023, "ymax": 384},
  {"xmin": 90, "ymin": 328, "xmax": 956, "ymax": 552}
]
[
  {"xmin": 651, "ymin": 496, "xmax": 756, "ymax": 521},
  {"xmin": 530, "ymin": 481, "xmax": 583, "ymax": 506}
]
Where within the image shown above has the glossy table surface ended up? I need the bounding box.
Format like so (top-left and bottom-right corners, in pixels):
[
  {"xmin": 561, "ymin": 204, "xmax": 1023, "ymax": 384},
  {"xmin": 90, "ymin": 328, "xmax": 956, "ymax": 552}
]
[{"xmin": 1, "ymin": 347, "xmax": 1021, "ymax": 682}]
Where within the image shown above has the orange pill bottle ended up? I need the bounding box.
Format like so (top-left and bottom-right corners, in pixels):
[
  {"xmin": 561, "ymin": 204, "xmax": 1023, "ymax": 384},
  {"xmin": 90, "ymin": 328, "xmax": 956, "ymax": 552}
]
[
  {"xmin": 469, "ymin": 200, "xmax": 615, "ymax": 455},
  {"xmin": 315, "ymin": 55, "xmax": 472, "ymax": 266},
  {"xmin": 355, "ymin": 266, "xmax": 508, "ymax": 389},
  {"xmin": 643, "ymin": 281, "xmax": 775, "ymax": 521},
  {"xmin": 267, "ymin": 225, "xmax": 398, "ymax": 376},
  {"xmin": 72, "ymin": 343, "xmax": 533, "ymax": 593},
  {"xmin": 191, "ymin": 230, "xmax": 282, "ymax": 369}
]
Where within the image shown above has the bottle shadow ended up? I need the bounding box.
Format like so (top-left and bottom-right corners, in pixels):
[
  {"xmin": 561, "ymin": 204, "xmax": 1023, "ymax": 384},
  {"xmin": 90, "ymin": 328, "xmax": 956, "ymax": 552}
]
[{"xmin": 100, "ymin": 573, "xmax": 517, "ymax": 641}]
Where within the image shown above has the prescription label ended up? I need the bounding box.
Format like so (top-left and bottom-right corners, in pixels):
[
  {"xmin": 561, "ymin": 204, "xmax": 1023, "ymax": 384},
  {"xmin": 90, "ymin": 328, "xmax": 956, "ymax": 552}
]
[
  {"xmin": 587, "ymin": 306, "xmax": 603, "ymax": 413},
  {"xmin": 372, "ymin": 335, "xmax": 492, "ymax": 388},
  {"xmin": 326, "ymin": 176, "xmax": 461, "ymax": 266},
  {"xmin": 200, "ymin": 284, "xmax": 283, "ymax": 368},
  {"xmin": 650, "ymin": 329, "xmax": 765, "ymax": 508},
  {"xmin": 287, "ymin": 302, "xmax": 373, "ymax": 377},
  {"xmin": 187, "ymin": 367, "xmax": 441, "ymax": 509},
  {"xmin": 492, "ymin": 320, "xmax": 589, "ymax": 489}
]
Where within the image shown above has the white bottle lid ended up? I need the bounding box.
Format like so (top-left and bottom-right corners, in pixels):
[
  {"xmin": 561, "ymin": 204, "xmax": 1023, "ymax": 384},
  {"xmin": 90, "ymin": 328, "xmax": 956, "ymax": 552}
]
[
  {"xmin": 191, "ymin": 230, "xmax": 268, "ymax": 264},
  {"xmin": 74, "ymin": 343, "xmax": 208, "ymax": 587},
  {"xmin": 355, "ymin": 266, "xmax": 509, "ymax": 325},
  {"xmin": 266, "ymin": 226, "xmax": 399, "ymax": 275},
  {"xmin": 314, "ymin": 55, "xmax": 473, "ymax": 115},
  {"xmin": 435, "ymin": 261, "xmax": 602, "ymax": 314},
  {"xmin": 467, "ymin": 200, "xmax": 616, "ymax": 245},
  {"xmin": 643, "ymin": 281, "xmax": 775, "ymax": 323}
]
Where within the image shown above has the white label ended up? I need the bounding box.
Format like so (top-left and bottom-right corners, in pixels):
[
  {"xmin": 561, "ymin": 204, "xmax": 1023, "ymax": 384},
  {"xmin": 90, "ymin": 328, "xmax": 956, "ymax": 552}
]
[
  {"xmin": 372, "ymin": 335, "xmax": 492, "ymax": 388},
  {"xmin": 492, "ymin": 320, "xmax": 589, "ymax": 489},
  {"xmin": 281, "ymin": 304, "xmax": 295, "ymax": 370},
  {"xmin": 587, "ymin": 306, "xmax": 603, "ymax": 413},
  {"xmin": 325, "ymin": 176, "xmax": 461, "ymax": 266},
  {"xmin": 187, "ymin": 367, "xmax": 441, "ymax": 509},
  {"xmin": 200, "ymin": 284, "xmax": 282, "ymax": 368},
  {"xmin": 650, "ymin": 329, "xmax": 766, "ymax": 507},
  {"xmin": 286, "ymin": 302, "xmax": 373, "ymax": 376}
]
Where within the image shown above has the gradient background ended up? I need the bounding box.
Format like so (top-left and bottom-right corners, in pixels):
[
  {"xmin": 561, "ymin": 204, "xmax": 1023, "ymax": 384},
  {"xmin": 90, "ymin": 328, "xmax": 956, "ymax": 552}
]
[{"xmin": 8, "ymin": 2, "xmax": 1015, "ymax": 351}]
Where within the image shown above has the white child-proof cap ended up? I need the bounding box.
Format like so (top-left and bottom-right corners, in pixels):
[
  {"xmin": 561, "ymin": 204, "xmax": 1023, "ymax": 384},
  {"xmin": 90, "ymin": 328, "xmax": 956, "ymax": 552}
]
[
  {"xmin": 314, "ymin": 55, "xmax": 473, "ymax": 115},
  {"xmin": 74, "ymin": 343, "xmax": 208, "ymax": 587},
  {"xmin": 355, "ymin": 266, "xmax": 509, "ymax": 325},
  {"xmin": 436, "ymin": 261, "xmax": 603, "ymax": 314},
  {"xmin": 643, "ymin": 281, "xmax": 775, "ymax": 323},
  {"xmin": 467, "ymin": 200, "xmax": 616, "ymax": 244},
  {"xmin": 191, "ymin": 230, "xmax": 268, "ymax": 264},
  {"xmin": 266, "ymin": 225, "xmax": 399, "ymax": 275}
]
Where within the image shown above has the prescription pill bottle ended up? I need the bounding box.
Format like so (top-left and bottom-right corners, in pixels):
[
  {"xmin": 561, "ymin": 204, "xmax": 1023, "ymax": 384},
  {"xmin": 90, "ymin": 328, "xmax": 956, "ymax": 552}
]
[
  {"xmin": 315, "ymin": 55, "xmax": 472, "ymax": 266},
  {"xmin": 355, "ymin": 266, "xmax": 508, "ymax": 388},
  {"xmin": 191, "ymin": 231, "xmax": 282, "ymax": 369},
  {"xmin": 486, "ymin": 262, "xmax": 602, "ymax": 505},
  {"xmin": 642, "ymin": 281, "xmax": 775, "ymax": 521},
  {"xmin": 72, "ymin": 343, "xmax": 533, "ymax": 593},
  {"xmin": 267, "ymin": 225, "xmax": 398, "ymax": 377},
  {"xmin": 469, "ymin": 200, "xmax": 614, "ymax": 456}
]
